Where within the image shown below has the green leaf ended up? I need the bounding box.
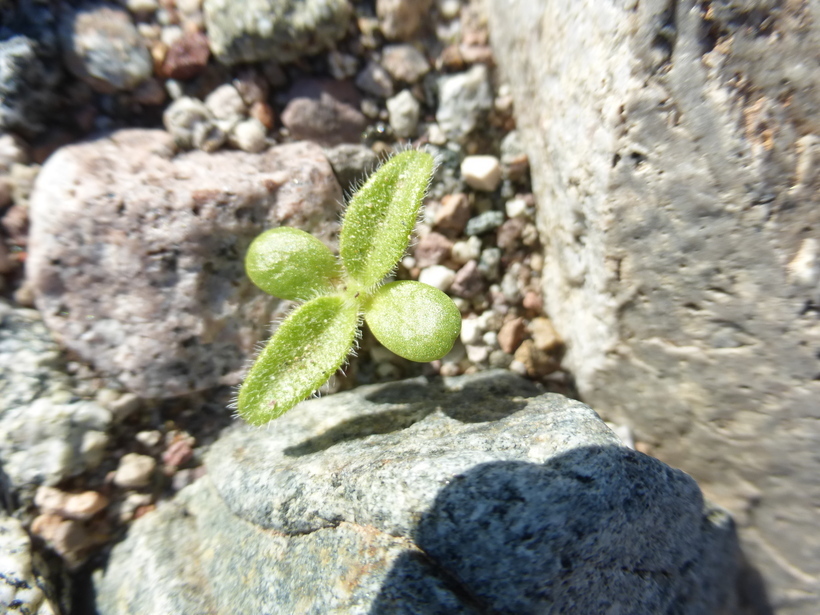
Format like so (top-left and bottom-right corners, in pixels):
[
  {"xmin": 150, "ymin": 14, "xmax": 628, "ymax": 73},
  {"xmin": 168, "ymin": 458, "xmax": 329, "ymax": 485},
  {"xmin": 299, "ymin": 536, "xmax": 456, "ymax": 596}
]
[
  {"xmin": 363, "ymin": 280, "xmax": 461, "ymax": 362},
  {"xmin": 245, "ymin": 227, "xmax": 341, "ymax": 300},
  {"xmin": 237, "ymin": 295, "xmax": 359, "ymax": 425},
  {"xmin": 340, "ymin": 150, "xmax": 435, "ymax": 291}
]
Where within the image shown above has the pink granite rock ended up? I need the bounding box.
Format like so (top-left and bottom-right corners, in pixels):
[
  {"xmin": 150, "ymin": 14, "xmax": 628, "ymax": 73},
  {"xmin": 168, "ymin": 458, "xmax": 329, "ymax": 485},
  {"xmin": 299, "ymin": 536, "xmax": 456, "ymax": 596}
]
[{"xmin": 27, "ymin": 129, "xmax": 343, "ymax": 397}]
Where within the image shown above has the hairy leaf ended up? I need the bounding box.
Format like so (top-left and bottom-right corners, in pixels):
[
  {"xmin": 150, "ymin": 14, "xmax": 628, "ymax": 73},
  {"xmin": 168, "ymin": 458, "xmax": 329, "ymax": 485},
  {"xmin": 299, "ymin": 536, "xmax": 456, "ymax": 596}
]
[
  {"xmin": 364, "ymin": 281, "xmax": 461, "ymax": 362},
  {"xmin": 340, "ymin": 150, "xmax": 434, "ymax": 291},
  {"xmin": 246, "ymin": 227, "xmax": 341, "ymax": 300},
  {"xmin": 237, "ymin": 295, "xmax": 359, "ymax": 425}
]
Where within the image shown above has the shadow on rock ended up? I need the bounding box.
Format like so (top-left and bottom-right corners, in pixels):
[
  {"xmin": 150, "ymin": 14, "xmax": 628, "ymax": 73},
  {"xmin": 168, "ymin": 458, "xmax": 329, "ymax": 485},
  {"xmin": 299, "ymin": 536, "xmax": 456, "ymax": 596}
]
[
  {"xmin": 370, "ymin": 445, "xmax": 773, "ymax": 615},
  {"xmin": 285, "ymin": 372, "xmax": 542, "ymax": 457}
]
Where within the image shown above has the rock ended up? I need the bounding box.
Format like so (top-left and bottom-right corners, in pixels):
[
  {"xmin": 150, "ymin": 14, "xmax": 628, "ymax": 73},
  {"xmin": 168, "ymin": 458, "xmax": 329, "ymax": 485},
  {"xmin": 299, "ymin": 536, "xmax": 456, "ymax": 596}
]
[
  {"xmin": 381, "ymin": 44, "xmax": 430, "ymax": 84},
  {"xmin": 0, "ymin": 301, "xmax": 70, "ymax": 411},
  {"xmin": 162, "ymin": 96, "xmax": 212, "ymax": 149},
  {"xmin": 461, "ymin": 154, "xmax": 502, "ymax": 191},
  {"xmin": 280, "ymin": 78, "xmax": 367, "ymax": 146},
  {"xmin": 203, "ymin": 0, "xmax": 352, "ymax": 65},
  {"xmin": 34, "ymin": 486, "xmax": 108, "ymax": 521},
  {"xmin": 386, "ymin": 89, "xmax": 420, "ymax": 138},
  {"xmin": 228, "ymin": 118, "xmax": 267, "ymax": 153},
  {"xmin": 496, "ymin": 216, "xmax": 525, "ymax": 250},
  {"xmin": 450, "ymin": 235, "xmax": 482, "ymax": 265},
  {"xmin": 478, "ymin": 246, "xmax": 501, "ymax": 282},
  {"xmin": 113, "ymin": 453, "xmax": 156, "ymax": 489},
  {"xmin": 464, "ymin": 210, "xmax": 504, "ymax": 236},
  {"xmin": 459, "ymin": 317, "xmax": 482, "ymax": 345},
  {"xmin": 413, "ymin": 231, "xmax": 452, "ymax": 268},
  {"xmin": 418, "ymin": 264, "xmax": 456, "ymax": 292},
  {"xmin": 497, "ymin": 316, "xmax": 526, "ymax": 354},
  {"xmin": 94, "ymin": 371, "xmax": 742, "ymax": 614},
  {"xmin": 504, "ymin": 196, "xmax": 529, "ymax": 219},
  {"xmin": 0, "ymin": 396, "xmax": 112, "ymax": 490},
  {"xmin": 30, "ymin": 514, "xmax": 98, "ymax": 569},
  {"xmin": 323, "ymin": 143, "xmax": 379, "ymax": 193},
  {"xmin": 530, "ymin": 316, "xmax": 561, "ymax": 353},
  {"xmin": 449, "ymin": 259, "xmax": 484, "ymax": 299},
  {"xmin": 27, "ymin": 129, "xmax": 343, "ymax": 398},
  {"xmin": 0, "ymin": 515, "xmax": 69, "ymax": 615},
  {"xmin": 436, "ymin": 64, "xmax": 493, "ymax": 142},
  {"xmin": 204, "ymin": 83, "xmax": 246, "ymax": 122},
  {"xmin": 434, "ymin": 192, "xmax": 471, "ymax": 237},
  {"xmin": 513, "ymin": 339, "xmax": 558, "ymax": 378},
  {"xmin": 161, "ymin": 29, "xmax": 210, "ymax": 80},
  {"xmin": 355, "ymin": 60, "xmax": 394, "ymax": 99},
  {"xmin": 0, "ymin": 35, "xmax": 62, "ymax": 136},
  {"xmin": 376, "ymin": 0, "xmax": 433, "ymax": 41},
  {"xmin": 58, "ymin": 3, "xmax": 152, "ymax": 93},
  {"xmin": 488, "ymin": 2, "xmax": 820, "ymax": 610}
]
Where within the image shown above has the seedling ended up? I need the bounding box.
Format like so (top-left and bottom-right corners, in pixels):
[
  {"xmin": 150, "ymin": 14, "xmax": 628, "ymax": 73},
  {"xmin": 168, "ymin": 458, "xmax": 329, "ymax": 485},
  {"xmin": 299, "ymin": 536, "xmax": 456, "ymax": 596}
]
[{"xmin": 238, "ymin": 150, "xmax": 461, "ymax": 425}]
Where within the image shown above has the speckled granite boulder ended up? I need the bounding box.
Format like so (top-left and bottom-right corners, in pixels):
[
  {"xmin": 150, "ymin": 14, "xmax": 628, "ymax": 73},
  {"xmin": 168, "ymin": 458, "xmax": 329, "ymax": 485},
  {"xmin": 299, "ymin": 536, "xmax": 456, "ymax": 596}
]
[
  {"xmin": 94, "ymin": 371, "xmax": 741, "ymax": 614},
  {"xmin": 27, "ymin": 129, "xmax": 343, "ymax": 398},
  {"xmin": 0, "ymin": 515, "xmax": 69, "ymax": 615},
  {"xmin": 488, "ymin": 2, "xmax": 820, "ymax": 612},
  {"xmin": 204, "ymin": 0, "xmax": 352, "ymax": 65}
]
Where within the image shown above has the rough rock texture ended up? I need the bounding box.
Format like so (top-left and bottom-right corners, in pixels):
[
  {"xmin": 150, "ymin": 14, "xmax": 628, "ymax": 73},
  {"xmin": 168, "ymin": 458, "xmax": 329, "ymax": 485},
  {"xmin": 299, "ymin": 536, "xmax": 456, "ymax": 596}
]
[
  {"xmin": 95, "ymin": 371, "xmax": 741, "ymax": 614},
  {"xmin": 27, "ymin": 130, "xmax": 343, "ymax": 398},
  {"xmin": 203, "ymin": 0, "xmax": 352, "ymax": 65},
  {"xmin": 0, "ymin": 515, "xmax": 69, "ymax": 615},
  {"xmin": 486, "ymin": 1, "xmax": 820, "ymax": 612},
  {"xmin": 281, "ymin": 78, "xmax": 368, "ymax": 147},
  {"xmin": 0, "ymin": 301, "xmax": 111, "ymax": 494}
]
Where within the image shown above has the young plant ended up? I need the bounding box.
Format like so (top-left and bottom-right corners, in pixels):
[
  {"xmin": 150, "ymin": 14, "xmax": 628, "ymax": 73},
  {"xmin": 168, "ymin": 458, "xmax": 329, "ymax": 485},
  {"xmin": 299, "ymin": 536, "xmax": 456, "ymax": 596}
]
[{"xmin": 238, "ymin": 150, "xmax": 461, "ymax": 426}]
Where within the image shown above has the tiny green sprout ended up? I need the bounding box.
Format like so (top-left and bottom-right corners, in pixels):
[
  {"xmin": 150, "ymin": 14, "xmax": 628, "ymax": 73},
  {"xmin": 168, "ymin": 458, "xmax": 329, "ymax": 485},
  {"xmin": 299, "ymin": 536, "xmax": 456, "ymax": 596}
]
[{"xmin": 238, "ymin": 150, "xmax": 461, "ymax": 425}]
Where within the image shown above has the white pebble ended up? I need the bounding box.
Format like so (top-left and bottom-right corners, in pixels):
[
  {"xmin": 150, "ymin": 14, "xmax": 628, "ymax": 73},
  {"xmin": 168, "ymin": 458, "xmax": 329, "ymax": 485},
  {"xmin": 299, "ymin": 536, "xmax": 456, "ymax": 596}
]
[
  {"xmin": 483, "ymin": 331, "xmax": 498, "ymax": 348},
  {"xmin": 451, "ymin": 235, "xmax": 482, "ymax": 264},
  {"xmin": 466, "ymin": 344, "xmax": 489, "ymax": 364},
  {"xmin": 231, "ymin": 118, "xmax": 267, "ymax": 153},
  {"xmin": 386, "ymin": 89, "xmax": 421, "ymax": 139},
  {"xmin": 505, "ymin": 197, "xmax": 529, "ymax": 219},
  {"xmin": 419, "ymin": 265, "xmax": 456, "ymax": 291},
  {"xmin": 461, "ymin": 155, "xmax": 502, "ymax": 192},
  {"xmin": 460, "ymin": 318, "xmax": 483, "ymax": 345},
  {"xmin": 113, "ymin": 453, "xmax": 156, "ymax": 489},
  {"xmin": 205, "ymin": 84, "xmax": 247, "ymax": 122}
]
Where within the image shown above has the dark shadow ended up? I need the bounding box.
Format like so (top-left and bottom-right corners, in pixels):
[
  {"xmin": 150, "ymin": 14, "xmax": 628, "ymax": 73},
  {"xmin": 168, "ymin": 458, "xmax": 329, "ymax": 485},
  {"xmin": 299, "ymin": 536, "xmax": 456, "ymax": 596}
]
[
  {"xmin": 284, "ymin": 372, "xmax": 543, "ymax": 457},
  {"xmin": 369, "ymin": 445, "xmax": 774, "ymax": 615}
]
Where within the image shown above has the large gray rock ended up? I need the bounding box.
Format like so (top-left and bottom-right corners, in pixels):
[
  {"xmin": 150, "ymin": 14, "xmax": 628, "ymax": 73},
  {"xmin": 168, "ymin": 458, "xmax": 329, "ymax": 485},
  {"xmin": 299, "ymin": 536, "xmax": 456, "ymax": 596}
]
[
  {"xmin": 94, "ymin": 371, "xmax": 741, "ymax": 614},
  {"xmin": 486, "ymin": 1, "xmax": 820, "ymax": 612},
  {"xmin": 27, "ymin": 130, "xmax": 343, "ymax": 398},
  {"xmin": 204, "ymin": 0, "xmax": 352, "ymax": 65},
  {"xmin": 0, "ymin": 35, "xmax": 61, "ymax": 136}
]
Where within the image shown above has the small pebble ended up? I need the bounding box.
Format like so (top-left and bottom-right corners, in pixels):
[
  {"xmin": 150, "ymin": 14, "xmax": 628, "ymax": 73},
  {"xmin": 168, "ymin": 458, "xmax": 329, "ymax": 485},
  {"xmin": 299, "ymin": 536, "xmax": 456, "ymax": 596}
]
[
  {"xmin": 163, "ymin": 96, "xmax": 211, "ymax": 149},
  {"xmin": 136, "ymin": 430, "xmax": 163, "ymax": 448},
  {"xmin": 30, "ymin": 514, "xmax": 94, "ymax": 567},
  {"xmin": 460, "ymin": 318, "xmax": 483, "ymax": 345},
  {"xmin": 450, "ymin": 259, "xmax": 485, "ymax": 299},
  {"xmin": 466, "ymin": 344, "xmax": 489, "ymax": 364},
  {"xmin": 381, "ymin": 44, "xmax": 430, "ymax": 83},
  {"xmin": 497, "ymin": 317, "xmax": 527, "ymax": 354},
  {"xmin": 505, "ymin": 197, "xmax": 529, "ymax": 219},
  {"xmin": 230, "ymin": 118, "xmax": 268, "ymax": 153},
  {"xmin": 488, "ymin": 349, "xmax": 513, "ymax": 369},
  {"xmin": 414, "ymin": 231, "xmax": 452, "ymax": 268},
  {"xmin": 530, "ymin": 317, "xmax": 561, "ymax": 352},
  {"xmin": 418, "ymin": 265, "xmax": 456, "ymax": 291},
  {"xmin": 435, "ymin": 192, "xmax": 471, "ymax": 237},
  {"xmin": 482, "ymin": 331, "xmax": 498, "ymax": 348},
  {"xmin": 461, "ymin": 155, "xmax": 502, "ymax": 191},
  {"xmin": 113, "ymin": 453, "xmax": 156, "ymax": 489},
  {"xmin": 162, "ymin": 30, "xmax": 210, "ymax": 80},
  {"xmin": 328, "ymin": 50, "xmax": 359, "ymax": 80},
  {"xmin": 451, "ymin": 235, "xmax": 482, "ymax": 264},
  {"xmin": 34, "ymin": 486, "xmax": 108, "ymax": 521},
  {"xmin": 514, "ymin": 339, "xmax": 558, "ymax": 377},
  {"xmin": 205, "ymin": 84, "xmax": 246, "ymax": 122},
  {"xmin": 465, "ymin": 211, "xmax": 505, "ymax": 236},
  {"xmin": 355, "ymin": 61, "xmax": 395, "ymax": 99},
  {"xmin": 478, "ymin": 247, "xmax": 502, "ymax": 281},
  {"xmin": 386, "ymin": 89, "xmax": 421, "ymax": 138},
  {"xmin": 377, "ymin": 0, "xmax": 433, "ymax": 41}
]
